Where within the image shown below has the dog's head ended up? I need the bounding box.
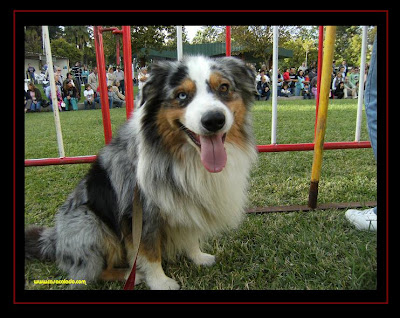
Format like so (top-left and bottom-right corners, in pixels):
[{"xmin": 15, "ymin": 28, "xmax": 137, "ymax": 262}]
[{"xmin": 139, "ymin": 56, "xmax": 256, "ymax": 173}]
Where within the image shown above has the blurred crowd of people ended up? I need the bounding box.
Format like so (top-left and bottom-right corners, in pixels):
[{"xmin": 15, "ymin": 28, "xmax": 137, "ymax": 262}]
[{"xmin": 254, "ymin": 59, "xmax": 366, "ymax": 101}]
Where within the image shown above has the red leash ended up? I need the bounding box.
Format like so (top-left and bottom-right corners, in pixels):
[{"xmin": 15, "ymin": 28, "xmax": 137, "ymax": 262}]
[{"xmin": 123, "ymin": 259, "xmax": 137, "ymax": 290}]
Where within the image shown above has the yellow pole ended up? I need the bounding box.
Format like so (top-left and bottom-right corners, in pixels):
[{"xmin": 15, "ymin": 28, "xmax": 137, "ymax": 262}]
[{"xmin": 308, "ymin": 26, "xmax": 336, "ymax": 209}]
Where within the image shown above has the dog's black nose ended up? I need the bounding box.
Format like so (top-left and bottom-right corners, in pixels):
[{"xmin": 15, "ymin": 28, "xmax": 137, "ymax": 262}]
[{"xmin": 201, "ymin": 111, "xmax": 226, "ymax": 132}]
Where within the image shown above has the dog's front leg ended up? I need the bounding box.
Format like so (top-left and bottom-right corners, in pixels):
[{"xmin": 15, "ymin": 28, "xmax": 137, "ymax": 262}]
[
  {"xmin": 185, "ymin": 235, "xmax": 216, "ymax": 266},
  {"xmin": 137, "ymin": 231, "xmax": 180, "ymax": 290}
]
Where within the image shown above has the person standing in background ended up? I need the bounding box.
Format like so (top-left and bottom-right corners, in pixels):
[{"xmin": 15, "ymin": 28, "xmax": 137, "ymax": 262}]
[{"xmin": 345, "ymin": 36, "xmax": 378, "ymax": 232}]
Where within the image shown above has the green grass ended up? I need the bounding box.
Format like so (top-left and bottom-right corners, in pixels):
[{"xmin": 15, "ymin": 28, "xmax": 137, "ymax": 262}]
[{"xmin": 24, "ymin": 99, "xmax": 377, "ymax": 290}]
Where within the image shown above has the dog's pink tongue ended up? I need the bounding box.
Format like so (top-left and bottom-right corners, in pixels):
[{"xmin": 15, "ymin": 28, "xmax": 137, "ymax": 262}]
[{"xmin": 200, "ymin": 134, "xmax": 227, "ymax": 173}]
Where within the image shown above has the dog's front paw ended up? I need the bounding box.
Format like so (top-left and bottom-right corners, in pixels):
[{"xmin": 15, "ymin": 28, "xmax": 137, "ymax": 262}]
[
  {"xmin": 147, "ymin": 276, "xmax": 180, "ymax": 290},
  {"xmin": 191, "ymin": 252, "xmax": 216, "ymax": 266}
]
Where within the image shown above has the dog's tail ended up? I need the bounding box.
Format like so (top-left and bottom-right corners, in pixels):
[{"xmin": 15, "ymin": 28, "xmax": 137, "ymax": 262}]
[{"xmin": 25, "ymin": 225, "xmax": 57, "ymax": 261}]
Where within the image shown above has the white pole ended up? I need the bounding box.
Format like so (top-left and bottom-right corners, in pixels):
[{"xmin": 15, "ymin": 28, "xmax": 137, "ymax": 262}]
[
  {"xmin": 355, "ymin": 26, "xmax": 368, "ymax": 142},
  {"xmin": 271, "ymin": 25, "xmax": 278, "ymax": 145},
  {"xmin": 177, "ymin": 26, "xmax": 183, "ymax": 61},
  {"xmin": 42, "ymin": 26, "xmax": 65, "ymax": 158}
]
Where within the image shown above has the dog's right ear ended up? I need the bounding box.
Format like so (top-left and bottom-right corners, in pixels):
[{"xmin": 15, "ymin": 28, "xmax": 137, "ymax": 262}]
[{"xmin": 139, "ymin": 62, "xmax": 171, "ymax": 107}]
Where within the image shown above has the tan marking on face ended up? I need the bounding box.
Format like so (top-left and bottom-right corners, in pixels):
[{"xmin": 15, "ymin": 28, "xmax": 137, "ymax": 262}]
[
  {"xmin": 156, "ymin": 78, "xmax": 198, "ymax": 159},
  {"xmin": 209, "ymin": 72, "xmax": 248, "ymax": 148},
  {"xmin": 156, "ymin": 106, "xmax": 186, "ymax": 157},
  {"xmin": 208, "ymin": 72, "xmax": 224, "ymax": 90},
  {"xmin": 173, "ymin": 78, "xmax": 196, "ymax": 97},
  {"xmin": 225, "ymin": 97, "xmax": 248, "ymax": 149},
  {"xmin": 208, "ymin": 72, "xmax": 231, "ymax": 95}
]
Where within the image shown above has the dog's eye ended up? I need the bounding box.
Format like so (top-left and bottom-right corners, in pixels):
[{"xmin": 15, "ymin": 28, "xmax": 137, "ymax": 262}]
[
  {"xmin": 177, "ymin": 92, "xmax": 187, "ymax": 100},
  {"xmin": 219, "ymin": 83, "xmax": 229, "ymax": 94}
]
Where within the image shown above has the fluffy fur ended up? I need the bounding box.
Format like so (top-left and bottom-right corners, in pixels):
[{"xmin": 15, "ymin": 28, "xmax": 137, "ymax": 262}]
[{"xmin": 25, "ymin": 56, "xmax": 257, "ymax": 290}]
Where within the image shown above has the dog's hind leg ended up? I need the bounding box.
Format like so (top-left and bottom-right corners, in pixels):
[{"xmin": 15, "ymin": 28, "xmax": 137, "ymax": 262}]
[
  {"xmin": 99, "ymin": 235, "xmax": 129, "ymax": 282},
  {"xmin": 55, "ymin": 206, "xmax": 120, "ymax": 284}
]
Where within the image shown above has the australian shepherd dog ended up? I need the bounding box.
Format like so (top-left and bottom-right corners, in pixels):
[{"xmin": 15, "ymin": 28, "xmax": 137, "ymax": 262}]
[{"xmin": 25, "ymin": 56, "xmax": 257, "ymax": 290}]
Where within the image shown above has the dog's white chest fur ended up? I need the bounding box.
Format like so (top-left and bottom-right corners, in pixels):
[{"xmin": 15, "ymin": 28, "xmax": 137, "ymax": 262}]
[{"xmin": 137, "ymin": 142, "xmax": 256, "ymax": 235}]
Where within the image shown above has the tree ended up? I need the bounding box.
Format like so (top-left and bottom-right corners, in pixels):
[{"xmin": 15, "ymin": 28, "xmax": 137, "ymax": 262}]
[
  {"xmin": 48, "ymin": 26, "xmax": 64, "ymax": 40},
  {"xmin": 334, "ymin": 26, "xmax": 361, "ymax": 65},
  {"xmin": 25, "ymin": 27, "xmax": 42, "ymax": 54},
  {"xmin": 302, "ymin": 38, "xmax": 315, "ymax": 67},
  {"xmin": 333, "ymin": 26, "xmax": 375, "ymax": 67},
  {"xmin": 130, "ymin": 26, "xmax": 180, "ymax": 66},
  {"xmin": 50, "ymin": 38, "xmax": 83, "ymax": 66},
  {"xmin": 192, "ymin": 26, "xmax": 225, "ymax": 44},
  {"xmin": 64, "ymin": 26, "xmax": 91, "ymax": 50},
  {"xmin": 231, "ymin": 26, "xmax": 273, "ymax": 60},
  {"xmin": 232, "ymin": 26, "xmax": 296, "ymax": 68}
]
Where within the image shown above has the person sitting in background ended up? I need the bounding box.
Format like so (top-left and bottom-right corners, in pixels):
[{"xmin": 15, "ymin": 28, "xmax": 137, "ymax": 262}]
[
  {"xmin": 303, "ymin": 83, "xmax": 312, "ymax": 99},
  {"xmin": 64, "ymin": 73, "xmax": 81, "ymax": 100},
  {"xmin": 83, "ymin": 84, "xmax": 96, "ymax": 110},
  {"xmin": 344, "ymin": 77, "xmax": 357, "ymax": 99},
  {"xmin": 63, "ymin": 79, "xmax": 79, "ymax": 111},
  {"xmin": 112, "ymin": 81, "xmax": 125, "ymax": 101},
  {"xmin": 333, "ymin": 82, "xmax": 345, "ymax": 99},
  {"xmin": 331, "ymin": 71, "xmax": 344, "ymax": 99},
  {"xmin": 256, "ymin": 74, "xmax": 271, "ymax": 101},
  {"xmin": 26, "ymin": 82, "xmax": 43, "ymax": 112},
  {"xmin": 107, "ymin": 85, "xmax": 124, "ymax": 109},
  {"xmin": 108, "ymin": 80, "xmax": 125, "ymax": 108},
  {"xmin": 107, "ymin": 66, "xmax": 116, "ymax": 86},
  {"xmin": 347, "ymin": 67, "xmax": 359, "ymax": 99},
  {"xmin": 332, "ymin": 71, "xmax": 344, "ymax": 90},
  {"xmin": 45, "ymin": 74, "xmax": 64, "ymax": 111},
  {"xmin": 280, "ymin": 82, "xmax": 291, "ymax": 97}
]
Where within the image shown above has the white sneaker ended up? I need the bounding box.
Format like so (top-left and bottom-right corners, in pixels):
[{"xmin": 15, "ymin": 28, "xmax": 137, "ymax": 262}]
[{"xmin": 345, "ymin": 208, "xmax": 377, "ymax": 231}]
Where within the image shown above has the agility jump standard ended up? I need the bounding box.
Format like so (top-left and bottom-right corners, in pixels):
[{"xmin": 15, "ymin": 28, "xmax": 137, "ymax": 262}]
[
  {"xmin": 42, "ymin": 26, "xmax": 65, "ymax": 158},
  {"xmin": 93, "ymin": 26, "xmax": 134, "ymax": 145},
  {"xmin": 25, "ymin": 25, "xmax": 371, "ymax": 166},
  {"xmin": 308, "ymin": 26, "xmax": 337, "ymax": 209}
]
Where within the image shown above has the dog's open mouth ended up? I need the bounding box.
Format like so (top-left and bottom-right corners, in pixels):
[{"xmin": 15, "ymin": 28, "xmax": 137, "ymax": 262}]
[{"xmin": 178, "ymin": 121, "xmax": 227, "ymax": 173}]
